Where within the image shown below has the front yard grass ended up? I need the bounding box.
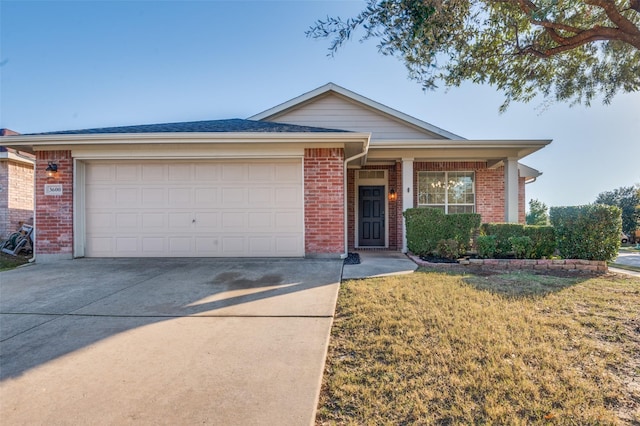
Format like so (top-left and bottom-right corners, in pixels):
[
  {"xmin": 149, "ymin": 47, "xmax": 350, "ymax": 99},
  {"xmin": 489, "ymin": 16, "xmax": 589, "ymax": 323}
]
[
  {"xmin": 0, "ymin": 253, "xmax": 30, "ymax": 271},
  {"xmin": 317, "ymin": 269, "xmax": 640, "ymax": 425}
]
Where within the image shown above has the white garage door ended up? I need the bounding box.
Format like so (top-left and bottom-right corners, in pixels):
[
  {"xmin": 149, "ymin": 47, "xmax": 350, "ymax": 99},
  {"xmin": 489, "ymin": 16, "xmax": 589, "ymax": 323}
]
[{"xmin": 84, "ymin": 159, "xmax": 304, "ymax": 257}]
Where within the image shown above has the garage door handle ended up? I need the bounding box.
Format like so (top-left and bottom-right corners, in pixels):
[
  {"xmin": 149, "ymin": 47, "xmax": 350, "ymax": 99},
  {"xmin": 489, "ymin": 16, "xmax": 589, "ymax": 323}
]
[{"xmin": 192, "ymin": 219, "xmax": 196, "ymax": 223}]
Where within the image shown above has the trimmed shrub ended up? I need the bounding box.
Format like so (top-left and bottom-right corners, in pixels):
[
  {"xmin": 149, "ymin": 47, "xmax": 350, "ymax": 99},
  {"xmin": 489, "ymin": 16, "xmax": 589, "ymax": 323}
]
[
  {"xmin": 480, "ymin": 223, "xmax": 555, "ymax": 259},
  {"xmin": 523, "ymin": 226, "xmax": 556, "ymax": 259},
  {"xmin": 437, "ymin": 239, "xmax": 461, "ymax": 260},
  {"xmin": 550, "ymin": 204, "xmax": 621, "ymax": 261},
  {"xmin": 404, "ymin": 208, "xmax": 481, "ymax": 256},
  {"xmin": 480, "ymin": 223, "xmax": 525, "ymax": 257},
  {"xmin": 508, "ymin": 236, "xmax": 533, "ymax": 259},
  {"xmin": 476, "ymin": 235, "xmax": 497, "ymax": 259}
]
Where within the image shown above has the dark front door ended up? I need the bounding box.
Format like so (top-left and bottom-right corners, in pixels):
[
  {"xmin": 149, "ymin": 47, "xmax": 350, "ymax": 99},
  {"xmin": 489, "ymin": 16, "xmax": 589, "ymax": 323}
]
[{"xmin": 359, "ymin": 186, "xmax": 385, "ymax": 246}]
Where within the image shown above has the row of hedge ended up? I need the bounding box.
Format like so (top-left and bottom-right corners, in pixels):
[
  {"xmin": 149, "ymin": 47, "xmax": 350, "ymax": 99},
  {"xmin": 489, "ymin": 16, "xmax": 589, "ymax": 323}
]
[{"xmin": 404, "ymin": 204, "xmax": 622, "ymax": 261}]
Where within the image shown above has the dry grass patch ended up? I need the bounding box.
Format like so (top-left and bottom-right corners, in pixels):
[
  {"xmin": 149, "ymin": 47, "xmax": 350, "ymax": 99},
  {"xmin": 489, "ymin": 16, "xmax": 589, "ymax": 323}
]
[{"xmin": 317, "ymin": 270, "xmax": 640, "ymax": 425}]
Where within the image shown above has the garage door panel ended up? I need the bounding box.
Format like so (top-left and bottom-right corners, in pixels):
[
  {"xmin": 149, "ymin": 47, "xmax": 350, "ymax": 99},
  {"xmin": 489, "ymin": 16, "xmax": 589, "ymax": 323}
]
[
  {"xmin": 142, "ymin": 164, "xmax": 164, "ymax": 181},
  {"xmin": 115, "ymin": 237, "xmax": 138, "ymax": 253},
  {"xmin": 116, "ymin": 213, "xmax": 138, "ymax": 229},
  {"xmin": 222, "ymin": 164, "xmax": 247, "ymax": 181},
  {"xmin": 116, "ymin": 188, "xmax": 139, "ymax": 206},
  {"xmin": 168, "ymin": 164, "xmax": 191, "ymax": 181},
  {"xmin": 87, "ymin": 188, "xmax": 115, "ymax": 208},
  {"xmin": 141, "ymin": 213, "xmax": 166, "ymax": 229},
  {"xmin": 141, "ymin": 188, "xmax": 165, "ymax": 206},
  {"xmin": 142, "ymin": 237, "xmax": 166, "ymax": 254},
  {"xmin": 85, "ymin": 160, "xmax": 303, "ymax": 257},
  {"xmin": 116, "ymin": 164, "xmax": 138, "ymax": 181},
  {"xmin": 87, "ymin": 212, "xmax": 114, "ymax": 230},
  {"xmin": 194, "ymin": 163, "xmax": 221, "ymax": 180},
  {"xmin": 221, "ymin": 212, "xmax": 246, "ymax": 229},
  {"xmin": 276, "ymin": 163, "xmax": 302, "ymax": 181},
  {"xmin": 168, "ymin": 188, "xmax": 192, "ymax": 204},
  {"xmin": 194, "ymin": 188, "xmax": 218, "ymax": 205}
]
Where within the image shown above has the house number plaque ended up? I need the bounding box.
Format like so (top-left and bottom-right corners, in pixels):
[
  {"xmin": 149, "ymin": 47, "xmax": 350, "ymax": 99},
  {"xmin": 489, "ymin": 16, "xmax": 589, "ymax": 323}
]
[{"xmin": 44, "ymin": 184, "xmax": 63, "ymax": 196}]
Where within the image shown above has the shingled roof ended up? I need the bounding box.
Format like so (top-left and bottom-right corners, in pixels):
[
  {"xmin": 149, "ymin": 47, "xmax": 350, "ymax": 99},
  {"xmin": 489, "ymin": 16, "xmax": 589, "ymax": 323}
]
[{"xmin": 26, "ymin": 119, "xmax": 350, "ymax": 135}]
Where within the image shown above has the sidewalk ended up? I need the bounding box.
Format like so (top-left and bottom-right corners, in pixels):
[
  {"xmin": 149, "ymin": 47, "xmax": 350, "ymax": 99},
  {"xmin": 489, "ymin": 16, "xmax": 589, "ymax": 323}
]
[{"xmin": 342, "ymin": 251, "xmax": 417, "ymax": 280}]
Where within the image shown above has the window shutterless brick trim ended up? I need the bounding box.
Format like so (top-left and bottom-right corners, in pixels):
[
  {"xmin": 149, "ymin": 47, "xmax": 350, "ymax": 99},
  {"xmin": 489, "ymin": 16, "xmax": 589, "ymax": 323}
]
[
  {"xmin": 304, "ymin": 148, "xmax": 345, "ymax": 255},
  {"xmin": 34, "ymin": 150, "xmax": 73, "ymax": 256},
  {"xmin": 414, "ymin": 161, "xmax": 525, "ymax": 224}
]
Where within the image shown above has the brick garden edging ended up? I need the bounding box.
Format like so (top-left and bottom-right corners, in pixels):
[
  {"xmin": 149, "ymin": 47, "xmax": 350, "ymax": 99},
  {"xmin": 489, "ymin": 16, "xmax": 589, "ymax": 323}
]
[{"xmin": 407, "ymin": 253, "xmax": 608, "ymax": 273}]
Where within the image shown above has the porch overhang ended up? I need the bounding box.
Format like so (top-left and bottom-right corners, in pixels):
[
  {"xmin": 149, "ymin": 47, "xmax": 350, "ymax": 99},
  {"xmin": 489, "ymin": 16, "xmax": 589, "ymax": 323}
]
[{"xmin": 365, "ymin": 139, "xmax": 551, "ymax": 162}]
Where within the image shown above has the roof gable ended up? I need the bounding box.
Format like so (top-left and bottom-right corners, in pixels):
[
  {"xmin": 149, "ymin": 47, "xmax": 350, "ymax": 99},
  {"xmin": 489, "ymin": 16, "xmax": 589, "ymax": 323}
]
[{"xmin": 249, "ymin": 83, "xmax": 464, "ymax": 141}]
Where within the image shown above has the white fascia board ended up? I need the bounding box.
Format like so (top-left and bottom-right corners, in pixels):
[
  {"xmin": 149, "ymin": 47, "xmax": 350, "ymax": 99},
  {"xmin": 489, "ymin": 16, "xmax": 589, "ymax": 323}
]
[
  {"xmin": 370, "ymin": 139, "xmax": 551, "ymax": 159},
  {"xmin": 0, "ymin": 131, "xmax": 371, "ymax": 153},
  {"xmin": 248, "ymin": 82, "xmax": 465, "ymax": 140}
]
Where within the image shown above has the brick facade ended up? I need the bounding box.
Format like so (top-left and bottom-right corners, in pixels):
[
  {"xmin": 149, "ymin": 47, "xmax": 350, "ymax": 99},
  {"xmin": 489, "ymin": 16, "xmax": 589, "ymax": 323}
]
[
  {"xmin": 0, "ymin": 159, "xmax": 34, "ymax": 238},
  {"xmin": 304, "ymin": 148, "xmax": 345, "ymax": 256},
  {"xmin": 35, "ymin": 150, "xmax": 73, "ymax": 259}
]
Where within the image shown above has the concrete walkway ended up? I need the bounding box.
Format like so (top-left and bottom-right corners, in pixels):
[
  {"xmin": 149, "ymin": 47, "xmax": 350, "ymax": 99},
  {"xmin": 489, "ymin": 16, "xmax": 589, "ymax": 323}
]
[
  {"xmin": 610, "ymin": 249, "xmax": 640, "ymax": 278},
  {"xmin": 0, "ymin": 258, "xmax": 343, "ymax": 426},
  {"xmin": 341, "ymin": 251, "xmax": 418, "ymax": 280}
]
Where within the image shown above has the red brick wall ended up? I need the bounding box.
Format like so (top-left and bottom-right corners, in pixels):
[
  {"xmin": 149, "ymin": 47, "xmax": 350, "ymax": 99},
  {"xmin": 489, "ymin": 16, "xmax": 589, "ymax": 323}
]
[
  {"xmin": 35, "ymin": 151, "xmax": 73, "ymax": 257},
  {"xmin": 414, "ymin": 162, "xmax": 524, "ymax": 224},
  {"xmin": 476, "ymin": 167, "xmax": 505, "ymax": 223},
  {"xmin": 304, "ymin": 148, "xmax": 345, "ymax": 255},
  {"xmin": 0, "ymin": 160, "xmax": 34, "ymax": 238}
]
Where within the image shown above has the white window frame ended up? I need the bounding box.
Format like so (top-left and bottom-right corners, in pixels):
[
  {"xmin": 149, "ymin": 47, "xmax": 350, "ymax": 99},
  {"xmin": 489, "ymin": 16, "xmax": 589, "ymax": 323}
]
[{"xmin": 417, "ymin": 171, "xmax": 475, "ymax": 213}]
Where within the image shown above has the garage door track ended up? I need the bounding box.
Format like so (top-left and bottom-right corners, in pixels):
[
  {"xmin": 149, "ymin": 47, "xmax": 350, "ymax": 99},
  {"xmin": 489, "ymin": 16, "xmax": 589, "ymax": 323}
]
[{"xmin": 0, "ymin": 258, "xmax": 342, "ymax": 425}]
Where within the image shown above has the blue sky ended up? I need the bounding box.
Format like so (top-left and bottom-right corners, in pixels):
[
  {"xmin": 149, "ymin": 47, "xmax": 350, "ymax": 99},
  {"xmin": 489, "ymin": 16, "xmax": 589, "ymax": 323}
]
[{"xmin": 1, "ymin": 0, "xmax": 639, "ymax": 209}]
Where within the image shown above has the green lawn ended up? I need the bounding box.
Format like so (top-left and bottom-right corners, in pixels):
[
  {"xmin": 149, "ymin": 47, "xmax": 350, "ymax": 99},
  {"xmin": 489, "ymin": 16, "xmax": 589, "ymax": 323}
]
[
  {"xmin": 0, "ymin": 253, "xmax": 31, "ymax": 271},
  {"xmin": 317, "ymin": 269, "xmax": 640, "ymax": 425}
]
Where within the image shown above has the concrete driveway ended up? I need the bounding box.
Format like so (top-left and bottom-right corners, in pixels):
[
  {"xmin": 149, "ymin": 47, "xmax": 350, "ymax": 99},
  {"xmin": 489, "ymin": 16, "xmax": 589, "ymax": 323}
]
[{"xmin": 0, "ymin": 258, "xmax": 343, "ymax": 425}]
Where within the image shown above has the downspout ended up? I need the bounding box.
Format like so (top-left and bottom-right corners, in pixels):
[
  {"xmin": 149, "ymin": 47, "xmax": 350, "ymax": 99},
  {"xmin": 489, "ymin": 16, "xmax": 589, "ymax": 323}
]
[
  {"xmin": 28, "ymin": 157, "xmax": 37, "ymax": 263},
  {"xmin": 342, "ymin": 136, "xmax": 371, "ymax": 259}
]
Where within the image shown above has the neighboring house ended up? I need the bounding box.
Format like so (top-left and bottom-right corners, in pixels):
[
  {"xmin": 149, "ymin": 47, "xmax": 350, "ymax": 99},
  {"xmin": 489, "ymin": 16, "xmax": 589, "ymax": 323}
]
[
  {"xmin": 0, "ymin": 129, "xmax": 35, "ymax": 239},
  {"xmin": 1, "ymin": 83, "xmax": 550, "ymax": 262}
]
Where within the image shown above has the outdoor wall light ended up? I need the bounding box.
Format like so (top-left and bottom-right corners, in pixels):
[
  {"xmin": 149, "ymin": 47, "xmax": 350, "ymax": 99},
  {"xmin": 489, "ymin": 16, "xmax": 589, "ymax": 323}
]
[
  {"xmin": 388, "ymin": 188, "xmax": 397, "ymax": 202},
  {"xmin": 46, "ymin": 162, "xmax": 58, "ymax": 178}
]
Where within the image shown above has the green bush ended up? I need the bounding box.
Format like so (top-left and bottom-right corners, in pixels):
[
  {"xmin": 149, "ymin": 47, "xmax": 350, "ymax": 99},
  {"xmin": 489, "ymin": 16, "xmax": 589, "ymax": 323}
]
[
  {"xmin": 550, "ymin": 204, "xmax": 621, "ymax": 261},
  {"xmin": 480, "ymin": 223, "xmax": 525, "ymax": 257},
  {"xmin": 508, "ymin": 236, "xmax": 533, "ymax": 259},
  {"xmin": 476, "ymin": 235, "xmax": 497, "ymax": 259},
  {"xmin": 404, "ymin": 208, "xmax": 481, "ymax": 256},
  {"xmin": 523, "ymin": 226, "xmax": 556, "ymax": 258},
  {"xmin": 436, "ymin": 239, "xmax": 461, "ymax": 260},
  {"xmin": 480, "ymin": 223, "xmax": 555, "ymax": 259}
]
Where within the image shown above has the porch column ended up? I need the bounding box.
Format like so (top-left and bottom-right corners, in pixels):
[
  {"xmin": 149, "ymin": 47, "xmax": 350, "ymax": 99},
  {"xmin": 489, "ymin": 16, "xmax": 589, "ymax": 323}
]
[
  {"xmin": 401, "ymin": 158, "xmax": 414, "ymax": 253},
  {"xmin": 504, "ymin": 157, "xmax": 519, "ymax": 223}
]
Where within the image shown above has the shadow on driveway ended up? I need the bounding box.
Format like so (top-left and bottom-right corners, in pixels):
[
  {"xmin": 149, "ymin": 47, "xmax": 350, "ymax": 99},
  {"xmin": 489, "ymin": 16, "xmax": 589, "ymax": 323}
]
[{"xmin": 0, "ymin": 257, "xmax": 342, "ymax": 425}]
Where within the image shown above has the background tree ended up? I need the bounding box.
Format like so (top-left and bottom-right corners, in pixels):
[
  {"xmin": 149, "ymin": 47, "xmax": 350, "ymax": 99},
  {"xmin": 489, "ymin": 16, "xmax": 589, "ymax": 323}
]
[
  {"xmin": 308, "ymin": 0, "xmax": 640, "ymax": 110},
  {"xmin": 526, "ymin": 198, "xmax": 549, "ymax": 225},
  {"xmin": 595, "ymin": 185, "xmax": 640, "ymax": 237}
]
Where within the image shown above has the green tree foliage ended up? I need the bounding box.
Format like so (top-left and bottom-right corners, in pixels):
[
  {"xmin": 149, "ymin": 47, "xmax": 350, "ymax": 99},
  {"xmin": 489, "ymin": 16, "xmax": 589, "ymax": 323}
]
[
  {"xmin": 526, "ymin": 198, "xmax": 549, "ymax": 225},
  {"xmin": 308, "ymin": 0, "xmax": 640, "ymax": 110},
  {"xmin": 595, "ymin": 185, "xmax": 640, "ymax": 236}
]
